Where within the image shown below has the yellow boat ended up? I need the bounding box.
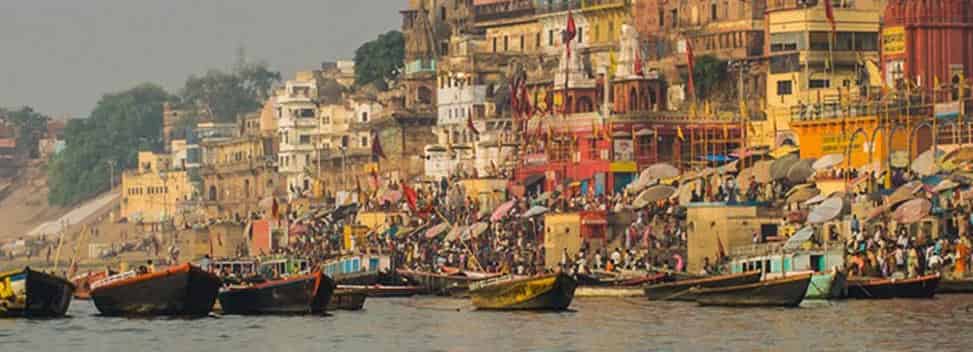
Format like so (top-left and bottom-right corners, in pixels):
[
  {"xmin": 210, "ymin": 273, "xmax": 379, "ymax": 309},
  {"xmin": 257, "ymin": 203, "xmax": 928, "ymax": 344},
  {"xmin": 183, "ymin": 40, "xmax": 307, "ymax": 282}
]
[{"xmin": 469, "ymin": 273, "xmax": 577, "ymax": 310}]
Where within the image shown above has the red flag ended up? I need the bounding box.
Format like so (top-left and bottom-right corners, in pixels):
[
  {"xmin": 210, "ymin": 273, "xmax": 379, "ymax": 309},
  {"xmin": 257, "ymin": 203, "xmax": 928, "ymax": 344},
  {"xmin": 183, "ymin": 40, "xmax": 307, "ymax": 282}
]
[
  {"xmin": 635, "ymin": 48, "xmax": 644, "ymax": 76},
  {"xmin": 823, "ymin": 0, "xmax": 837, "ymax": 35},
  {"xmin": 519, "ymin": 81, "xmax": 532, "ymax": 117},
  {"xmin": 686, "ymin": 40, "xmax": 696, "ymax": 99},
  {"xmin": 271, "ymin": 197, "xmax": 279, "ymax": 219},
  {"xmin": 466, "ymin": 114, "xmax": 479, "ymax": 135},
  {"xmin": 401, "ymin": 182, "xmax": 418, "ymax": 212},
  {"xmin": 563, "ymin": 11, "xmax": 577, "ymax": 58},
  {"xmin": 510, "ymin": 78, "xmax": 520, "ymax": 116},
  {"xmin": 371, "ymin": 130, "xmax": 386, "ymax": 160}
]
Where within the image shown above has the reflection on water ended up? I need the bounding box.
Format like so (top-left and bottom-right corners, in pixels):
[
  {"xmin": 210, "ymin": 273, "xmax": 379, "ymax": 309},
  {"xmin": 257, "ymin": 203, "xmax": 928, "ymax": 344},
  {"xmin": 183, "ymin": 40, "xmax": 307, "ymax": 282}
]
[{"xmin": 1, "ymin": 295, "xmax": 971, "ymax": 351}]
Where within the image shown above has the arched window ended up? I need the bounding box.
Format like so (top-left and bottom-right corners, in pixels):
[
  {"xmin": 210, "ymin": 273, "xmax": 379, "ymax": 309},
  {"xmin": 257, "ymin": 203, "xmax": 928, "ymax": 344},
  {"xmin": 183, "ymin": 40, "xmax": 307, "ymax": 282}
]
[
  {"xmin": 208, "ymin": 186, "xmax": 217, "ymax": 201},
  {"xmin": 243, "ymin": 179, "xmax": 250, "ymax": 197}
]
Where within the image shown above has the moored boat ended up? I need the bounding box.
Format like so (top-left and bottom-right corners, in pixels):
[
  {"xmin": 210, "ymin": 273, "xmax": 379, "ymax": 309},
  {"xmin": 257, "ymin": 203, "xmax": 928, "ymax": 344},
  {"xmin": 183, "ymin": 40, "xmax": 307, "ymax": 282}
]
[
  {"xmin": 218, "ymin": 272, "xmax": 335, "ymax": 315},
  {"xmin": 0, "ymin": 267, "xmax": 75, "ymax": 318},
  {"xmin": 937, "ymin": 278, "xmax": 973, "ymax": 294},
  {"xmin": 469, "ymin": 273, "xmax": 577, "ymax": 310},
  {"xmin": 397, "ymin": 269, "xmax": 498, "ymax": 297},
  {"xmin": 575, "ymin": 286, "xmax": 644, "ymax": 298},
  {"xmin": 691, "ymin": 273, "xmax": 813, "ymax": 307},
  {"xmin": 328, "ymin": 288, "xmax": 367, "ymax": 311},
  {"xmin": 846, "ymin": 274, "xmax": 941, "ymax": 299},
  {"xmin": 765, "ymin": 270, "xmax": 847, "ymax": 300},
  {"xmin": 337, "ymin": 284, "xmax": 422, "ymax": 297},
  {"xmin": 643, "ymin": 271, "xmax": 762, "ymax": 301},
  {"xmin": 90, "ymin": 263, "xmax": 221, "ymax": 316},
  {"xmin": 576, "ymin": 272, "xmax": 669, "ymax": 287},
  {"xmin": 322, "ymin": 254, "xmax": 398, "ymax": 285}
]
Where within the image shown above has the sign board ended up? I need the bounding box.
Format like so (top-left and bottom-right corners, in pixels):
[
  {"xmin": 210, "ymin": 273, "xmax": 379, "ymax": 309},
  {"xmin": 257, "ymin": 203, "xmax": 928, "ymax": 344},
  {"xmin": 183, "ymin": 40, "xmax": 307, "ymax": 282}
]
[
  {"xmin": 613, "ymin": 140, "xmax": 634, "ymax": 161},
  {"xmin": 883, "ymin": 26, "xmax": 906, "ymax": 56},
  {"xmin": 822, "ymin": 134, "xmax": 861, "ymax": 155},
  {"xmin": 935, "ymin": 102, "xmax": 961, "ymax": 119}
]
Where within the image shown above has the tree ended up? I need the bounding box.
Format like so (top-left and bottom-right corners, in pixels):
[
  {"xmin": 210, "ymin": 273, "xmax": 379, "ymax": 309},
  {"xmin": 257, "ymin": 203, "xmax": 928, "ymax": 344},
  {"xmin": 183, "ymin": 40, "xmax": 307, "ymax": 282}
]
[
  {"xmin": 354, "ymin": 31, "xmax": 405, "ymax": 89},
  {"xmin": 180, "ymin": 61, "xmax": 280, "ymax": 123},
  {"xmin": 683, "ymin": 55, "xmax": 728, "ymax": 100},
  {"xmin": 2, "ymin": 106, "xmax": 49, "ymax": 158},
  {"xmin": 47, "ymin": 83, "xmax": 173, "ymax": 206}
]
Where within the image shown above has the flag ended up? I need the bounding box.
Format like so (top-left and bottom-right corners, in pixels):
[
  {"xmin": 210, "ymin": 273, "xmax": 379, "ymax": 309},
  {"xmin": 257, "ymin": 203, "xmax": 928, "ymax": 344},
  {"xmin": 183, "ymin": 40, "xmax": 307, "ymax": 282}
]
[
  {"xmin": 401, "ymin": 182, "xmax": 418, "ymax": 212},
  {"xmin": 677, "ymin": 126, "xmax": 686, "ymax": 141},
  {"xmin": 686, "ymin": 40, "xmax": 696, "ymax": 100},
  {"xmin": 519, "ymin": 80, "xmax": 532, "ymax": 117},
  {"xmin": 466, "ymin": 114, "xmax": 479, "ymax": 135},
  {"xmin": 634, "ymin": 47, "xmax": 644, "ymax": 76},
  {"xmin": 371, "ymin": 130, "xmax": 386, "ymax": 161},
  {"xmin": 563, "ymin": 11, "xmax": 577, "ymax": 58},
  {"xmin": 823, "ymin": 0, "xmax": 837, "ymax": 35},
  {"xmin": 271, "ymin": 197, "xmax": 279, "ymax": 220},
  {"xmin": 716, "ymin": 235, "xmax": 727, "ymax": 260}
]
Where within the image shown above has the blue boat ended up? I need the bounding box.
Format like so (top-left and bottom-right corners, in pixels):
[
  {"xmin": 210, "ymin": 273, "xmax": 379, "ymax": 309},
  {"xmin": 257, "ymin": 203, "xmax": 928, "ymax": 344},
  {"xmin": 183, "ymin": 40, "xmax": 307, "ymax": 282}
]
[{"xmin": 728, "ymin": 246, "xmax": 847, "ymax": 300}]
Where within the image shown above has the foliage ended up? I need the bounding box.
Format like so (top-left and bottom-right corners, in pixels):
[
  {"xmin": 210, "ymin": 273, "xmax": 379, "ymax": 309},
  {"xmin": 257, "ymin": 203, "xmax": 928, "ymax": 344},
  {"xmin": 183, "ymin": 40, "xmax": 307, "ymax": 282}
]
[
  {"xmin": 2, "ymin": 106, "xmax": 49, "ymax": 158},
  {"xmin": 47, "ymin": 83, "xmax": 174, "ymax": 206},
  {"xmin": 180, "ymin": 60, "xmax": 280, "ymax": 123},
  {"xmin": 353, "ymin": 31, "xmax": 405, "ymax": 89},
  {"xmin": 683, "ymin": 55, "xmax": 728, "ymax": 100}
]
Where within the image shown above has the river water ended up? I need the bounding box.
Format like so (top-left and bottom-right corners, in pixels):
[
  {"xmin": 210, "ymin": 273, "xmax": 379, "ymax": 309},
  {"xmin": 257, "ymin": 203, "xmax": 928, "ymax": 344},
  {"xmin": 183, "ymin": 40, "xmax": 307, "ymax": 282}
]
[{"xmin": 2, "ymin": 295, "xmax": 972, "ymax": 351}]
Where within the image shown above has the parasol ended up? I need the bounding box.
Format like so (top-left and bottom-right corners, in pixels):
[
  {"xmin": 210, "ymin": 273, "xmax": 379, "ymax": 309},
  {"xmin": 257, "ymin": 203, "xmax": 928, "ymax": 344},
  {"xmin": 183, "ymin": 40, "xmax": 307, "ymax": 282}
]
[
  {"xmin": 521, "ymin": 205, "xmax": 550, "ymax": 218},
  {"xmin": 771, "ymin": 154, "xmax": 800, "ymax": 180},
  {"xmin": 425, "ymin": 223, "xmax": 450, "ymax": 239},
  {"xmin": 752, "ymin": 160, "xmax": 774, "ymax": 183},
  {"xmin": 718, "ymin": 160, "xmax": 739, "ymax": 174},
  {"xmin": 444, "ymin": 225, "xmax": 467, "ymax": 242},
  {"xmin": 910, "ymin": 148, "xmax": 943, "ymax": 176},
  {"xmin": 933, "ymin": 179, "xmax": 960, "ymax": 193},
  {"xmin": 677, "ymin": 180, "xmax": 698, "ymax": 206},
  {"xmin": 490, "ymin": 200, "xmax": 516, "ymax": 222},
  {"xmin": 468, "ymin": 222, "xmax": 489, "ymax": 238},
  {"xmin": 640, "ymin": 163, "xmax": 680, "ymax": 184},
  {"xmin": 783, "ymin": 227, "xmax": 815, "ymax": 251},
  {"xmin": 886, "ymin": 181, "xmax": 922, "ymax": 207},
  {"xmin": 633, "ymin": 185, "xmax": 677, "ymax": 209},
  {"xmin": 807, "ymin": 197, "xmax": 845, "ymax": 224},
  {"xmin": 812, "ymin": 153, "xmax": 845, "ymax": 171},
  {"xmin": 802, "ymin": 193, "xmax": 829, "ymax": 206},
  {"xmin": 892, "ymin": 198, "xmax": 932, "ymax": 224},
  {"xmin": 381, "ymin": 190, "xmax": 402, "ymax": 204},
  {"xmin": 786, "ymin": 159, "xmax": 816, "ymax": 183},
  {"xmin": 786, "ymin": 186, "xmax": 820, "ymax": 204}
]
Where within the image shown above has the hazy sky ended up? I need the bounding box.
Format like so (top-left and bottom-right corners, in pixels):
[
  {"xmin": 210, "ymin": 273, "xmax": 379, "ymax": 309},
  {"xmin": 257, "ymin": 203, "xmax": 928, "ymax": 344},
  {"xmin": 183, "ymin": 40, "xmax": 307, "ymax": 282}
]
[{"xmin": 0, "ymin": 0, "xmax": 401, "ymax": 118}]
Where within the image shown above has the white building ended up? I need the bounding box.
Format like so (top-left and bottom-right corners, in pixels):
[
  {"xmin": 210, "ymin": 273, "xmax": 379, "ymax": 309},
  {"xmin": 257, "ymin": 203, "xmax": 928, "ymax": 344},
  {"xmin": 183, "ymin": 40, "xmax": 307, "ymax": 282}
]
[{"xmin": 276, "ymin": 74, "xmax": 319, "ymax": 198}]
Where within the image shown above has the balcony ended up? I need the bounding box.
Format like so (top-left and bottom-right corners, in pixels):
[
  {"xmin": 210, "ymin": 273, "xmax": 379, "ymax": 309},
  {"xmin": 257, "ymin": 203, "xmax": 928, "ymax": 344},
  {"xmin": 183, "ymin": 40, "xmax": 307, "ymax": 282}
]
[{"xmin": 474, "ymin": 0, "xmax": 534, "ymax": 23}]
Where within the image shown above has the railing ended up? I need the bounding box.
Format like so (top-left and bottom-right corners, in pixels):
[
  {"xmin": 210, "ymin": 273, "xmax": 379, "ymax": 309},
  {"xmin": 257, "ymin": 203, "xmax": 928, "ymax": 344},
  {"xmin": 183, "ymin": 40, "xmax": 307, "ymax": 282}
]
[{"xmin": 90, "ymin": 271, "xmax": 137, "ymax": 290}]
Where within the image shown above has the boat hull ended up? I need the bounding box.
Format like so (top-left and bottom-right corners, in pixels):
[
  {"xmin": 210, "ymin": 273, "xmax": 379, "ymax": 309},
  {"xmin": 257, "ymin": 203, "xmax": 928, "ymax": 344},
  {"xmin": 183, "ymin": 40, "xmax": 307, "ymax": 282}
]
[
  {"xmin": 470, "ymin": 273, "xmax": 577, "ymax": 310},
  {"xmin": 337, "ymin": 285, "xmax": 421, "ymax": 297},
  {"xmin": 1, "ymin": 268, "xmax": 75, "ymax": 318},
  {"xmin": 644, "ymin": 271, "xmax": 762, "ymax": 301},
  {"xmin": 397, "ymin": 269, "xmax": 485, "ymax": 297},
  {"xmin": 936, "ymin": 279, "xmax": 973, "ymax": 294},
  {"xmin": 575, "ymin": 286, "xmax": 644, "ymax": 297},
  {"xmin": 805, "ymin": 272, "xmax": 848, "ymax": 300},
  {"xmin": 846, "ymin": 274, "xmax": 940, "ymax": 299},
  {"xmin": 91, "ymin": 264, "xmax": 221, "ymax": 317},
  {"xmin": 327, "ymin": 288, "xmax": 367, "ymax": 311},
  {"xmin": 693, "ymin": 274, "xmax": 812, "ymax": 307},
  {"xmin": 218, "ymin": 273, "xmax": 334, "ymax": 315}
]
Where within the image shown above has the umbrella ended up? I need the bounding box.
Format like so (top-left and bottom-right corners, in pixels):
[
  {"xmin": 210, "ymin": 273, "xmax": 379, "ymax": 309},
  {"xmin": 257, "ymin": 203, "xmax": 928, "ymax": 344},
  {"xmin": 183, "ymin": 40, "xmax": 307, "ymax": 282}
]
[
  {"xmin": 444, "ymin": 225, "xmax": 467, "ymax": 242},
  {"xmin": 633, "ymin": 185, "xmax": 677, "ymax": 209},
  {"xmin": 783, "ymin": 226, "xmax": 815, "ymax": 251},
  {"xmin": 802, "ymin": 193, "xmax": 829, "ymax": 206},
  {"xmin": 640, "ymin": 163, "xmax": 680, "ymax": 183},
  {"xmin": 807, "ymin": 197, "xmax": 845, "ymax": 224},
  {"xmin": 381, "ymin": 190, "xmax": 402, "ymax": 204},
  {"xmin": 910, "ymin": 148, "xmax": 943, "ymax": 176},
  {"xmin": 771, "ymin": 154, "xmax": 800, "ymax": 180},
  {"xmin": 786, "ymin": 186, "xmax": 820, "ymax": 204},
  {"xmin": 892, "ymin": 198, "xmax": 931, "ymax": 224},
  {"xmin": 677, "ymin": 180, "xmax": 698, "ymax": 206},
  {"xmin": 886, "ymin": 181, "xmax": 922, "ymax": 207},
  {"xmin": 522, "ymin": 205, "xmax": 550, "ymax": 218},
  {"xmin": 812, "ymin": 153, "xmax": 845, "ymax": 170},
  {"xmin": 933, "ymin": 179, "xmax": 960, "ymax": 193},
  {"xmin": 491, "ymin": 200, "xmax": 516, "ymax": 222},
  {"xmin": 468, "ymin": 222, "xmax": 489, "ymax": 238},
  {"xmin": 682, "ymin": 168, "xmax": 715, "ymax": 181},
  {"xmin": 425, "ymin": 223, "xmax": 450, "ymax": 239},
  {"xmin": 718, "ymin": 160, "xmax": 739, "ymax": 174},
  {"xmin": 944, "ymin": 146, "xmax": 973, "ymax": 164},
  {"xmin": 786, "ymin": 159, "xmax": 816, "ymax": 183},
  {"xmin": 770, "ymin": 145, "xmax": 799, "ymax": 158},
  {"xmin": 752, "ymin": 160, "xmax": 773, "ymax": 183}
]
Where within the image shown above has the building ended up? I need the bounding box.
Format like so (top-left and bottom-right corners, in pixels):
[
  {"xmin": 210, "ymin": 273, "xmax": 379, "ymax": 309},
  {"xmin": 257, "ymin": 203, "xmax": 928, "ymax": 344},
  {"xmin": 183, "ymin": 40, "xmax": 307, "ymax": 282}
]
[
  {"xmin": 686, "ymin": 203, "xmax": 783, "ymax": 273},
  {"xmin": 200, "ymin": 135, "xmax": 279, "ymax": 219},
  {"xmin": 120, "ymin": 151, "xmax": 192, "ymax": 231},
  {"xmin": 882, "ymin": 0, "xmax": 973, "ymax": 94},
  {"xmin": 275, "ymin": 74, "xmax": 320, "ymax": 198}
]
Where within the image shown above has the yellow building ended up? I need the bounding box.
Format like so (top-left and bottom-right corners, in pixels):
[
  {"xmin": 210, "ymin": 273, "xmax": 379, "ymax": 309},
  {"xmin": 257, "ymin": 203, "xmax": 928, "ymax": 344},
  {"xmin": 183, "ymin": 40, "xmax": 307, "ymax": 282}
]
[
  {"xmin": 686, "ymin": 204, "xmax": 782, "ymax": 273},
  {"xmin": 121, "ymin": 151, "xmax": 192, "ymax": 228},
  {"xmin": 756, "ymin": 3, "xmax": 881, "ymax": 148},
  {"xmin": 200, "ymin": 136, "xmax": 278, "ymax": 219},
  {"xmin": 543, "ymin": 213, "xmax": 583, "ymax": 269}
]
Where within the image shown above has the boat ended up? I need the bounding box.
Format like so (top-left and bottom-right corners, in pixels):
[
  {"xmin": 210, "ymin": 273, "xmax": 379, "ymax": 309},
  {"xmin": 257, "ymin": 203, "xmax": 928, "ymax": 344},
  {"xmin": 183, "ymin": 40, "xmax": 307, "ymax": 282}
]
[
  {"xmin": 643, "ymin": 271, "xmax": 762, "ymax": 301},
  {"xmin": 397, "ymin": 269, "xmax": 499, "ymax": 297},
  {"xmin": 218, "ymin": 272, "xmax": 335, "ymax": 315},
  {"xmin": 337, "ymin": 284, "xmax": 422, "ymax": 297},
  {"xmin": 846, "ymin": 274, "xmax": 941, "ymax": 299},
  {"xmin": 575, "ymin": 286, "xmax": 644, "ymax": 297},
  {"xmin": 937, "ymin": 278, "xmax": 973, "ymax": 294},
  {"xmin": 328, "ymin": 288, "xmax": 367, "ymax": 311},
  {"xmin": 575, "ymin": 271, "xmax": 670, "ymax": 287},
  {"xmin": 90, "ymin": 263, "xmax": 221, "ymax": 316},
  {"xmin": 0, "ymin": 267, "xmax": 75, "ymax": 318},
  {"xmin": 70, "ymin": 271, "xmax": 107, "ymax": 300},
  {"xmin": 691, "ymin": 273, "xmax": 813, "ymax": 307},
  {"xmin": 764, "ymin": 270, "xmax": 847, "ymax": 300},
  {"xmin": 469, "ymin": 273, "xmax": 577, "ymax": 310},
  {"xmin": 728, "ymin": 248, "xmax": 848, "ymax": 299},
  {"xmin": 322, "ymin": 254, "xmax": 398, "ymax": 285}
]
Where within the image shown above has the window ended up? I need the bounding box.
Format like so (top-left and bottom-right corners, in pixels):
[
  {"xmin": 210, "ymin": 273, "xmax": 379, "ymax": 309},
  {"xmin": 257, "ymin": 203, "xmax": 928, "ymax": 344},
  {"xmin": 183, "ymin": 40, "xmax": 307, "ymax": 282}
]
[
  {"xmin": 504, "ymin": 36, "xmax": 508, "ymax": 51},
  {"xmin": 809, "ymin": 79, "xmax": 830, "ymax": 89},
  {"xmin": 659, "ymin": 9, "xmax": 665, "ymax": 27},
  {"xmin": 361, "ymin": 111, "xmax": 368, "ymax": 123},
  {"xmin": 809, "ymin": 32, "xmax": 831, "ymax": 51},
  {"xmin": 298, "ymin": 108, "xmax": 314, "ymax": 117},
  {"xmin": 536, "ymin": 32, "xmax": 541, "ymax": 49},
  {"xmin": 520, "ymin": 34, "xmax": 525, "ymax": 51},
  {"xmin": 577, "ymin": 27, "xmax": 583, "ymax": 43},
  {"xmin": 549, "ymin": 30, "xmax": 554, "ymax": 46},
  {"xmin": 493, "ymin": 37, "xmax": 497, "ymax": 52},
  {"xmin": 777, "ymin": 80, "xmax": 793, "ymax": 96},
  {"xmin": 360, "ymin": 136, "xmax": 368, "ymax": 148},
  {"xmin": 711, "ymin": 3, "xmax": 718, "ymax": 20},
  {"xmin": 671, "ymin": 9, "xmax": 679, "ymax": 27},
  {"xmin": 594, "ymin": 24, "xmax": 600, "ymax": 42},
  {"xmin": 300, "ymin": 135, "xmax": 311, "ymax": 144}
]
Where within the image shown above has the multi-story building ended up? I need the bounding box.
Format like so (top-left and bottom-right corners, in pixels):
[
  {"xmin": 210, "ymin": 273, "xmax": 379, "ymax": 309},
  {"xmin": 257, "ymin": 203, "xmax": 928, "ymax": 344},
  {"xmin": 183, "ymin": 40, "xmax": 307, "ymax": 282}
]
[
  {"xmin": 882, "ymin": 0, "xmax": 973, "ymax": 94},
  {"xmin": 120, "ymin": 151, "xmax": 193, "ymax": 231},
  {"xmin": 275, "ymin": 73, "xmax": 320, "ymax": 198},
  {"xmin": 199, "ymin": 135, "xmax": 278, "ymax": 219}
]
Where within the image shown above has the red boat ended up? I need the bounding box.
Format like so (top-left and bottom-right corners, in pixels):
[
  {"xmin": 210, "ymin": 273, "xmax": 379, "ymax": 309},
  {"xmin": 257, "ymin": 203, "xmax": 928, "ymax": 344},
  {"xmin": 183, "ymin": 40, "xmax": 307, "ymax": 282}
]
[
  {"xmin": 70, "ymin": 272, "xmax": 107, "ymax": 300},
  {"xmin": 218, "ymin": 272, "xmax": 335, "ymax": 315},
  {"xmin": 90, "ymin": 263, "xmax": 221, "ymax": 316},
  {"xmin": 846, "ymin": 274, "xmax": 941, "ymax": 299}
]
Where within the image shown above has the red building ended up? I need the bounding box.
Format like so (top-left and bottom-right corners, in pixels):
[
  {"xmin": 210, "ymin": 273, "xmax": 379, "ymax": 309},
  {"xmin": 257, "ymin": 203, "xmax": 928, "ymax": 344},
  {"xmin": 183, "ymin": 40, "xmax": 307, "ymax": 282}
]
[{"xmin": 882, "ymin": 0, "xmax": 973, "ymax": 92}]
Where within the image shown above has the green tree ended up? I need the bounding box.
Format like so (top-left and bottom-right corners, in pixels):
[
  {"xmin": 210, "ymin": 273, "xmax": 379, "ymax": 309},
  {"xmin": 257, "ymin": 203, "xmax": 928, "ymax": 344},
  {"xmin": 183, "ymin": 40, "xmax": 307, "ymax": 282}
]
[
  {"xmin": 683, "ymin": 55, "xmax": 728, "ymax": 100},
  {"xmin": 181, "ymin": 61, "xmax": 280, "ymax": 123},
  {"xmin": 354, "ymin": 31, "xmax": 405, "ymax": 89},
  {"xmin": 47, "ymin": 83, "xmax": 173, "ymax": 206},
  {"xmin": 2, "ymin": 106, "xmax": 49, "ymax": 158}
]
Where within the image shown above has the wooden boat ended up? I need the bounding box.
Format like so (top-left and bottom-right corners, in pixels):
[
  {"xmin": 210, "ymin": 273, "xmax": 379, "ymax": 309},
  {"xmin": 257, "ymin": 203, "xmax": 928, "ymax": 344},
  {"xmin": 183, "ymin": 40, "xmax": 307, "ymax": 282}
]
[
  {"xmin": 322, "ymin": 254, "xmax": 398, "ymax": 285},
  {"xmin": 691, "ymin": 273, "xmax": 813, "ymax": 307},
  {"xmin": 218, "ymin": 272, "xmax": 335, "ymax": 315},
  {"xmin": 70, "ymin": 272, "xmax": 107, "ymax": 300},
  {"xmin": 936, "ymin": 278, "xmax": 973, "ymax": 294},
  {"xmin": 337, "ymin": 284, "xmax": 422, "ymax": 297},
  {"xmin": 469, "ymin": 273, "xmax": 577, "ymax": 310},
  {"xmin": 575, "ymin": 286, "xmax": 644, "ymax": 297},
  {"xmin": 397, "ymin": 269, "xmax": 499, "ymax": 297},
  {"xmin": 328, "ymin": 288, "xmax": 367, "ymax": 311},
  {"xmin": 846, "ymin": 274, "xmax": 941, "ymax": 299},
  {"xmin": 90, "ymin": 263, "xmax": 221, "ymax": 316},
  {"xmin": 765, "ymin": 270, "xmax": 847, "ymax": 300},
  {"xmin": 643, "ymin": 271, "xmax": 762, "ymax": 301},
  {"xmin": 575, "ymin": 272, "xmax": 670, "ymax": 287},
  {"xmin": 0, "ymin": 267, "xmax": 75, "ymax": 318}
]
